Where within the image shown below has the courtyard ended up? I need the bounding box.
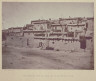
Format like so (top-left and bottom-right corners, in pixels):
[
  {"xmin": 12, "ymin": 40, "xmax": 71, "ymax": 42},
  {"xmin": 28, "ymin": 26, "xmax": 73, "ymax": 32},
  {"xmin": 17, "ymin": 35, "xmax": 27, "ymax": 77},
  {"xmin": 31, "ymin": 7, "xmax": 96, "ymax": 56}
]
[{"xmin": 2, "ymin": 45, "xmax": 94, "ymax": 69}]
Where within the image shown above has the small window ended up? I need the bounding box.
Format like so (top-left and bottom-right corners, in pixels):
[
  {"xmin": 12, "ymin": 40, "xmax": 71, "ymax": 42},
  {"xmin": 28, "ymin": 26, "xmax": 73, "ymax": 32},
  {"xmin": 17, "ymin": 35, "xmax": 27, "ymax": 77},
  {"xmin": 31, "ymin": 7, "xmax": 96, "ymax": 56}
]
[{"xmin": 52, "ymin": 41, "xmax": 54, "ymax": 44}]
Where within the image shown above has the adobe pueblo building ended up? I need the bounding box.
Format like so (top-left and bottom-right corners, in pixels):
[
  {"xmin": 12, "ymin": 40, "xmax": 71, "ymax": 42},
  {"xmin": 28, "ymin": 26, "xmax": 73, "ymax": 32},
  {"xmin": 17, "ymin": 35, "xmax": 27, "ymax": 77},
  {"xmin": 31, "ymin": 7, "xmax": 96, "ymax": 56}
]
[{"xmin": 3, "ymin": 17, "xmax": 94, "ymax": 51}]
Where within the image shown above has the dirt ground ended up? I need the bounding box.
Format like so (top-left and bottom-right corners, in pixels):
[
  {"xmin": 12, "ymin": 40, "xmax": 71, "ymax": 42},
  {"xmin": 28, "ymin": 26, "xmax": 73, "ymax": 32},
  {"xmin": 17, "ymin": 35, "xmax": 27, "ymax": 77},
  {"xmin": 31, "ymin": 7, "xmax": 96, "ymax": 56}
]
[{"xmin": 2, "ymin": 45, "xmax": 94, "ymax": 69}]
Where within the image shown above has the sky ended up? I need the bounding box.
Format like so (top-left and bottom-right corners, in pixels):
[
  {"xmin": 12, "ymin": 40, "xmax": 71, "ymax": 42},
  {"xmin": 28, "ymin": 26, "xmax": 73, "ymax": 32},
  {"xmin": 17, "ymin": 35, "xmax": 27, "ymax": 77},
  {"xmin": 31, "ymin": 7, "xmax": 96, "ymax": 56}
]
[{"xmin": 2, "ymin": 2, "xmax": 94, "ymax": 29}]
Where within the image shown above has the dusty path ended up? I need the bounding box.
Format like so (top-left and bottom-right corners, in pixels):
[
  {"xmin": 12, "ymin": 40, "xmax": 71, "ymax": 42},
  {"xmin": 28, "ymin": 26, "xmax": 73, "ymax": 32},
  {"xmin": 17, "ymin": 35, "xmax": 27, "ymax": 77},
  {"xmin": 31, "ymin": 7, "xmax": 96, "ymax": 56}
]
[{"xmin": 2, "ymin": 46, "xmax": 94, "ymax": 69}]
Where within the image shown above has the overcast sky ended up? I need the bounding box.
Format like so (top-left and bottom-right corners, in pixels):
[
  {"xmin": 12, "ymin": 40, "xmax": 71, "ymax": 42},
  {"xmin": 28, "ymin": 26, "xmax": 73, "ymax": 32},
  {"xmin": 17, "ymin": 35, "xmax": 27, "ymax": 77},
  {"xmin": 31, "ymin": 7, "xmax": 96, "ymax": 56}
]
[{"xmin": 2, "ymin": 2, "xmax": 94, "ymax": 29}]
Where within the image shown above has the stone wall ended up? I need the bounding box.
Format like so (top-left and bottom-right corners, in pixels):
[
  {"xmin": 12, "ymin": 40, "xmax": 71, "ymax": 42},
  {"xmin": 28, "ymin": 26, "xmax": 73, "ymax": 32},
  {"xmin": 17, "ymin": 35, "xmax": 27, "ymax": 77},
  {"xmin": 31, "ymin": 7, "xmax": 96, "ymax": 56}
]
[{"xmin": 6, "ymin": 36, "xmax": 93, "ymax": 51}]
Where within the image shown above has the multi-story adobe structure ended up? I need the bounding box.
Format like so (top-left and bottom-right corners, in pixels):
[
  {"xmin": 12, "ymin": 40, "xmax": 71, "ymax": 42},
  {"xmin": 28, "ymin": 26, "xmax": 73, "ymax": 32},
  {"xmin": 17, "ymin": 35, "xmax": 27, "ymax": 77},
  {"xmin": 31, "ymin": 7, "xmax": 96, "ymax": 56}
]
[
  {"xmin": 8, "ymin": 27, "xmax": 23, "ymax": 36},
  {"xmin": 4, "ymin": 17, "xmax": 94, "ymax": 51}
]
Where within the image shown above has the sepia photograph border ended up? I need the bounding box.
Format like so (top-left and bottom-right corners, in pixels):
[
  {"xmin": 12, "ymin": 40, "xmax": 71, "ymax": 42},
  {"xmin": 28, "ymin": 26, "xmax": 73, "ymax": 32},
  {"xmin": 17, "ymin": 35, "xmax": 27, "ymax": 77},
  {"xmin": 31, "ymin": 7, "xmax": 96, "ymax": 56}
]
[{"xmin": 0, "ymin": 0, "xmax": 96, "ymax": 81}]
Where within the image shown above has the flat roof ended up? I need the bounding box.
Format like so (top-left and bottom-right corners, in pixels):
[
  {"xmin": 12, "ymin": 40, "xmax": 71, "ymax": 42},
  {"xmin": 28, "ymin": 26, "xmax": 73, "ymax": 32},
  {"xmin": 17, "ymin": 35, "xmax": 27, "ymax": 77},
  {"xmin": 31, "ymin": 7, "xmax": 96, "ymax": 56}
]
[{"xmin": 67, "ymin": 24, "xmax": 85, "ymax": 26}]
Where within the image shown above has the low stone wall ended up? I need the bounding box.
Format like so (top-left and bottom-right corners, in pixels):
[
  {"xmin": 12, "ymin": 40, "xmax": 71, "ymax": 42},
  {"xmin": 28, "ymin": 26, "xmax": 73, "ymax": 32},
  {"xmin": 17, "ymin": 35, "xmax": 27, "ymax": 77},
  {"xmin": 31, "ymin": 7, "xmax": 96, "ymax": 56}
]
[
  {"xmin": 5, "ymin": 36, "xmax": 93, "ymax": 51},
  {"xmin": 6, "ymin": 36, "xmax": 26, "ymax": 47},
  {"xmin": 48, "ymin": 40, "xmax": 80, "ymax": 51}
]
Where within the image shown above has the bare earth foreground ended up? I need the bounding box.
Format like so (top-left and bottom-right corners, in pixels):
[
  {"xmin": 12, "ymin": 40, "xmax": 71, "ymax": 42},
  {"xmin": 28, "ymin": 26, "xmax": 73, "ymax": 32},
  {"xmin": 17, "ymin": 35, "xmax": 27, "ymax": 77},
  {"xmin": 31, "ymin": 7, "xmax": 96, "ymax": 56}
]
[{"xmin": 2, "ymin": 46, "xmax": 94, "ymax": 69}]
